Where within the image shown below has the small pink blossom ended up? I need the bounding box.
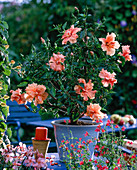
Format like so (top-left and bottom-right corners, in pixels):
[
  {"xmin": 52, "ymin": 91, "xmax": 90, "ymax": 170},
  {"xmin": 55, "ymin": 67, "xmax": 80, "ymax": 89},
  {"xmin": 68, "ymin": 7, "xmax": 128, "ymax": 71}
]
[
  {"xmin": 86, "ymin": 103, "xmax": 105, "ymax": 120},
  {"xmin": 84, "ymin": 131, "xmax": 89, "ymax": 137},
  {"xmin": 79, "ymin": 161, "xmax": 84, "ymax": 165},
  {"xmin": 99, "ymin": 68, "xmax": 117, "ymax": 89},
  {"xmin": 40, "ymin": 37, "xmax": 45, "ymax": 44},
  {"xmin": 115, "ymin": 124, "xmax": 119, "ymax": 128},
  {"xmin": 62, "ymin": 25, "xmax": 81, "ymax": 44},
  {"xmin": 48, "ymin": 53, "xmax": 66, "ymax": 72},
  {"xmin": 25, "ymin": 83, "xmax": 48, "ymax": 106},
  {"xmin": 10, "ymin": 89, "xmax": 26, "ymax": 104},
  {"xmin": 102, "ymin": 129, "xmax": 105, "ymax": 133},
  {"xmin": 119, "ymin": 45, "xmax": 132, "ymax": 61},
  {"xmin": 123, "ymin": 153, "xmax": 126, "ymax": 157},
  {"xmin": 99, "ymin": 33, "xmax": 120, "ymax": 56},
  {"xmin": 74, "ymin": 78, "xmax": 96, "ymax": 101},
  {"xmin": 122, "ymin": 126, "xmax": 126, "ymax": 131}
]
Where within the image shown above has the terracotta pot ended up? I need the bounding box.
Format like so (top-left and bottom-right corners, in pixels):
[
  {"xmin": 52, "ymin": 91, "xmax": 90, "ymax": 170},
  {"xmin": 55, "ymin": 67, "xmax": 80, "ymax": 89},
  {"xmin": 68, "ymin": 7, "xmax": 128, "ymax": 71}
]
[
  {"xmin": 32, "ymin": 137, "xmax": 51, "ymax": 158},
  {"xmin": 51, "ymin": 119, "xmax": 103, "ymax": 162}
]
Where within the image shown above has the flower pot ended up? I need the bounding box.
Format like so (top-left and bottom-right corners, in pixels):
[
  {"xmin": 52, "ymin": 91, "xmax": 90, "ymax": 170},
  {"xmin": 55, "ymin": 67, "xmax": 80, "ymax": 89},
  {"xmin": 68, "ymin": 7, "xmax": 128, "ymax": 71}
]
[
  {"xmin": 32, "ymin": 137, "xmax": 51, "ymax": 158},
  {"xmin": 51, "ymin": 119, "xmax": 103, "ymax": 162}
]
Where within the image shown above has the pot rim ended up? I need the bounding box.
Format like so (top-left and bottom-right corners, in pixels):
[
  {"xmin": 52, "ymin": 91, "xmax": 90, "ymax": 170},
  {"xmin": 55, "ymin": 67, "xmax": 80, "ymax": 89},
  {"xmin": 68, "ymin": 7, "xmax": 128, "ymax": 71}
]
[{"xmin": 51, "ymin": 119, "xmax": 103, "ymax": 127}]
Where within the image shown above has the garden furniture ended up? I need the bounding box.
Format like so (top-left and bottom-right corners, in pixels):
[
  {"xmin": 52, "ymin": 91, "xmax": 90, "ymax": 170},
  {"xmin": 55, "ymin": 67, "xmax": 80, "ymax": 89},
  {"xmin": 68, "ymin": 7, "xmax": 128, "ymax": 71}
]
[
  {"xmin": 26, "ymin": 115, "xmax": 137, "ymax": 136},
  {"xmin": 45, "ymin": 151, "xmax": 133, "ymax": 170},
  {"xmin": 6, "ymin": 100, "xmax": 56, "ymax": 148}
]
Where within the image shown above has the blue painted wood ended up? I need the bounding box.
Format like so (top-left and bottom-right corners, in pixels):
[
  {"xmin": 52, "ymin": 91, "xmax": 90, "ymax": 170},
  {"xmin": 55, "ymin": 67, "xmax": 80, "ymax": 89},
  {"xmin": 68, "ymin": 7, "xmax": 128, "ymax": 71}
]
[
  {"xmin": 6, "ymin": 100, "xmax": 56, "ymax": 148},
  {"xmin": 45, "ymin": 153, "xmax": 67, "ymax": 170}
]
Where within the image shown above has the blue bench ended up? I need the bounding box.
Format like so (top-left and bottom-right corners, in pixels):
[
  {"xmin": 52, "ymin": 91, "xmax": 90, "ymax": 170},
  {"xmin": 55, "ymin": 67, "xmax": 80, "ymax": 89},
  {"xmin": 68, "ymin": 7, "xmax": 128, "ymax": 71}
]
[{"xmin": 6, "ymin": 100, "xmax": 56, "ymax": 148}]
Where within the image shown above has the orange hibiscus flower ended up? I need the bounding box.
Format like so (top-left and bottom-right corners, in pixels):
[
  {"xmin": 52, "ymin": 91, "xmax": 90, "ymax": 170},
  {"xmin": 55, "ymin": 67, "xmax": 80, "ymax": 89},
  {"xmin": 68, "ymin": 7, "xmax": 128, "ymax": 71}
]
[
  {"xmin": 119, "ymin": 45, "xmax": 132, "ymax": 61},
  {"xmin": 85, "ymin": 103, "xmax": 105, "ymax": 120},
  {"xmin": 99, "ymin": 33, "xmax": 120, "ymax": 56},
  {"xmin": 49, "ymin": 53, "xmax": 66, "ymax": 72},
  {"xmin": 99, "ymin": 69, "xmax": 117, "ymax": 89},
  {"xmin": 62, "ymin": 25, "xmax": 81, "ymax": 45},
  {"xmin": 10, "ymin": 89, "xmax": 26, "ymax": 104},
  {"xmin": 25, "ymin": 83, "xmax": 48, "ymax": 106},
  {"xmin": 74, "ymin": 78, "xmax": 96, "ymax": 101}
]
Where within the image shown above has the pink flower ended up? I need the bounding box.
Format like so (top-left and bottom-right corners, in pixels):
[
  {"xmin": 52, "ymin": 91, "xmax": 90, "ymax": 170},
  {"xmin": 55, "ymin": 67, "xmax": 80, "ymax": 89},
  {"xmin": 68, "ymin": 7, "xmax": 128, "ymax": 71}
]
[
  {"xmin": 106, "ymin": 119, "xmax": 111, "ymax": 126},
  {"xmin": 40, "ymin": 37, "xmax": 45, "ymax": 44},
  {"xmin": 122, "ymin": 126, "xmax": 125, "ymax": 131},
  {"xmin": 119, "ymin": 45, "xmax": 132, "ymax": 61},
  {"xmin": 114, "ymin": 167, "xmax": 118, "ymax": 170},
  {"xmin": 48, "ymin": 53, "xmax": 66, "ymax": 72},
  {"xmin": 94, "ymin": 145, "xmax": 100, "ymax": 151},
  {"xmin": 127, "ymin": 141, "xmax": 133, "ymax": 145},
  {"xmin": 84, "ymin": 131, "xmax": 89, "ymax": 137},
  {"xmin": 123, "ymin": 153, "xmax": 126, "ymax": 157},
  {"xmin": 77, "ymin": 150, "xmax": 81, "ymax": 153},
  {"xmin": 106, "ymin": 160, "xmax": 109, "ymax": 164},
  {"xmin": 115, "ymin": 124, "xmax": 119, "ymax": 128},
  {"xmin": 85, "ymin": 103, "xmax": 105, "ymax": 120},
  {"xmin": 131, "ymin": 154, "xmax": 136, "ymax": 158},
  {"xmin": 25, "ymin": 83, "xmax": 48, "ymax": 106},
  {"xmin": 99, "ymin": 33, "xmax": 120, "ymax": 56},
  {"xmin": 74, "ymin": 79, "xmax": 96, "ymax": 101},
  {"xmin": 79, "ymin": 138, "xmax": 82, "ymax": 141},
  {"xmin": 10, "ymin": 89, "xmax": 26, "ymax": 104},
  {"xmin": 95, "ymin": 128, "xmax": 100, "ymax": 132},
  {"xmin": 102, "ymin": 129, "xmax": 105, "ymax": 133},
  {"xmin": 94, "ymin": 160, "xmax": 98, "ymax": 164},
  {"xmin": 99, "ymin": 68, "xmax": 117, "ymax": 89},
  {"xmin": 71, "ymin": 144, "xmax": 74, "ymax": 147},
  {"xmin": 79, "ymin": 161, "xmax": 84, "ymax": 165},
  {"xmin": 62, "ymin": 25, "xmax": 81, "ymax": 44}
]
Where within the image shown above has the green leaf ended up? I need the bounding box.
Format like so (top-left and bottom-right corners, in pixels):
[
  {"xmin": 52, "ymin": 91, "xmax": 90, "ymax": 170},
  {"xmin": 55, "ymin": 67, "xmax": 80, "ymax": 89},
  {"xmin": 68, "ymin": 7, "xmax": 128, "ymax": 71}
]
[
  {"xmin": 17, "ymin": 81, "xmax": 28, "ymax": 87},
  {"xmin": 132, "ymin": 70, "xmax": 137, "ymax": 78},
  {"xmin": 62, "ymin": 22, "xmax": 67, "ymax": 30},
  {"xmin": 2, "ymin": 106, "xmax": 9, "ymax": 118},
  {"xmin": 115, "ymin": 13, "xmax": 123, "ymax": 20},
  {"xmin": 2, "ymin": 21, "xmax": 8, "ymax": 29},
  {"xmin": 115, "ymin": 64, "xmax": 122, "ymax": 72},
  {"xmin": 77, "ymin": 100, "xmax": 84, "ymax": 107},
  {"xmin": 7, "ymin": 128, "xmax": 12, "ymax": 138},
  {"xmin": 3, "ymin": 69, "xmax": 11, "ymax": 76},
  {"xmin": 0, "ymin": 122, "xmax": 7, "ymax": 132},
  {"xmin": 51, "ymin": 86, "xmax": 56, "ymax": 97},
  {"xmin": 125, "ymin": 10, "xmax": 132, "ymax": 17},
  {"xmin": 80, "ymin": 30, "xmax": 86, "ymax": 39}
]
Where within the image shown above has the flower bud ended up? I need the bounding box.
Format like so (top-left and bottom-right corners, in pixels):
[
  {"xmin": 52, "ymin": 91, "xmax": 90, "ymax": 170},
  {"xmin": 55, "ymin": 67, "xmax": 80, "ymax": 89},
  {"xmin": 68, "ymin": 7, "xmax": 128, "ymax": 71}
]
[
  {"xmin": 11, "ymin": 60, "xmax": 15, "ymax": 64},
  {"xmin": 90, "ymin": 51, "xmax": 94, "ymax": 56},
  {"xmin": 16, "ymin": 66, "xmax": 21, "ymax": 69},
  {"xmin": 4, "ymin": 95, "xmax": 9, "ymax": 99},
  {"xmin": 74, "ymin": 7, "xmax": 78, "ymax": 10},
  {"xmin": 0, "ymin": 102, "xmax": 6, "ymax": 107},
  {"xmin": 86, "ymin": 36, "xmax": 89, "ymax": 40},
  {"xmin": 5, "ymin": 45, "xmax": 9, "ymax": 49},
  {"xmin": 41, "ymin": 37, "xmax": 45, "ymax": 44}
]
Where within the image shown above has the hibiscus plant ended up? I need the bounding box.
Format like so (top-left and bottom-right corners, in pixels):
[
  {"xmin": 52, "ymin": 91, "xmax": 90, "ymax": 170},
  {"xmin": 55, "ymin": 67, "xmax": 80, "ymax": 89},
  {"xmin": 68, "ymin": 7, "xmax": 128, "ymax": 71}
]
[{"xmin": 10, "ymin": 8, "xmax": 132, "ymax": 124}]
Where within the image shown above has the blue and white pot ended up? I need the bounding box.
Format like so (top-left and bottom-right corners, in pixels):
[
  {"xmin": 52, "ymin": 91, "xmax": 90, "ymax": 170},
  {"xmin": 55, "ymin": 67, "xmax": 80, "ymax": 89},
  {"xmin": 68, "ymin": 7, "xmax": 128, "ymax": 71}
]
[{"xmin": 51, "ymin": 119, "xmax": 103, "ymax": 162}]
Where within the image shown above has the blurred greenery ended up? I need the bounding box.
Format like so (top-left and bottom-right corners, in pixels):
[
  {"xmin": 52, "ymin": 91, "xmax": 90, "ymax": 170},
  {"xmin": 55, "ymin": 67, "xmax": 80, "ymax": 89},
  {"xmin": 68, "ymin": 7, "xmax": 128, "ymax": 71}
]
[{"xmin": 1, "ymin": 0, "xmax": 137, "ymax": 139}]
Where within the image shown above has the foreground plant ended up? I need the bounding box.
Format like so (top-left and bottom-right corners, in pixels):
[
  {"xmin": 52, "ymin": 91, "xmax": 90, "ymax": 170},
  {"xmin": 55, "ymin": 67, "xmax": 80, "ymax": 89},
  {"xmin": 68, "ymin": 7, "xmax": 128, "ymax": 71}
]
[
  {"xmin": 10, "ymin": 8, "xmax": 132, "ymax": 124},
  {"xmin": 60, "ymin": 120, "xmax": 137, "ymax": 170},
  {"xmin": 0, "ymin": 142, "xmax": 48, "ymax": 170}
]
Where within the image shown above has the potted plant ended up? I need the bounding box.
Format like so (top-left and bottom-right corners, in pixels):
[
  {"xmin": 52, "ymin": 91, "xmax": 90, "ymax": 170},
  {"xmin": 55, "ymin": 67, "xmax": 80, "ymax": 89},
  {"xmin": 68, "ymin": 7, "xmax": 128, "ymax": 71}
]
[{"xmin": 10, "ymin": 8, "xmax": 132, "ymax": 161}]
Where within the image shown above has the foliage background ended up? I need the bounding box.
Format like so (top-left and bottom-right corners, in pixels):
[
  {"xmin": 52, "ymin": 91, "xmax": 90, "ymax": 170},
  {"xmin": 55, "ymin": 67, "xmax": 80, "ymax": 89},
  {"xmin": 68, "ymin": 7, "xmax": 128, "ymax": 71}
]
[{"xmin": 0, "ymin": 0, "xmax": 137, "ymax": 139}]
